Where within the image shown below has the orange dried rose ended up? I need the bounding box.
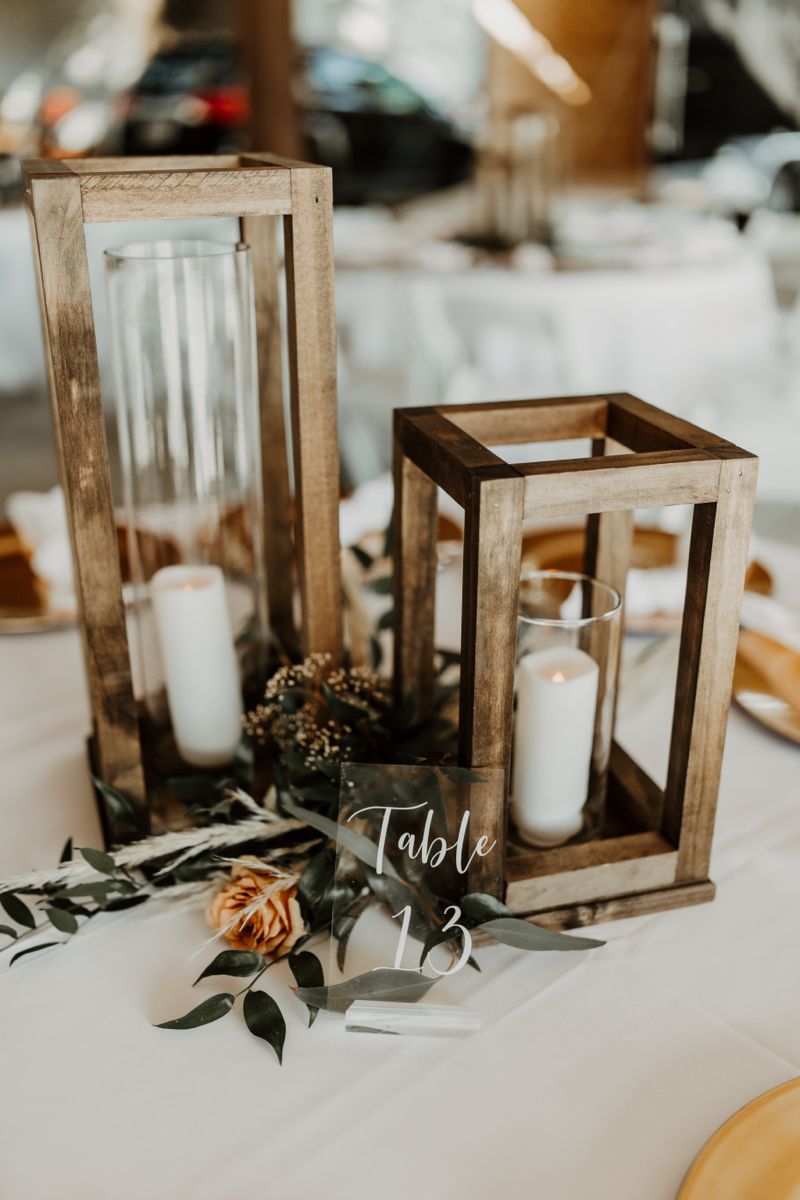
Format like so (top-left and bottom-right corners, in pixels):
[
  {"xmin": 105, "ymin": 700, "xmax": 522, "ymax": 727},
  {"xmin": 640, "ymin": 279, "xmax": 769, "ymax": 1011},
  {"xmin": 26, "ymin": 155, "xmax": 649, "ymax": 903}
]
[{"xmin": 207, "ymin": 858, "xmax": 305, "ymax": 958}]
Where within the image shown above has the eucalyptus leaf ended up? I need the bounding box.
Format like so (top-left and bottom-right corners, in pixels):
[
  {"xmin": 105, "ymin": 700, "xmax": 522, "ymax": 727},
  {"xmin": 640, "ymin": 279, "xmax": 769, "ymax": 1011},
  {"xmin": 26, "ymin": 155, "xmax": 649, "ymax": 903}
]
[
  {"xmin": 376, "ymin": 608, "xmax": 394, "ymax": 632},
  {"xmin": 333, "ymin": 893, "xmax": 373, "ymax": 971},
  {"xmin": 0, "ymin": 892, "xmax": 35, "ymax": 929},
  {"xmin": 59, "ymin": 837, "xmax": 73, "ymax": 864},
  {"xmin": 349, "ymin": 544, "xmax": 374, "ymax": 570},
  {"xmin": 315, "ymin": 763, "xmax": 342, "ymax": 782},
  {"xmin": 288, "ymin": 950, "xmax": 324, "ymax": 1026},
  {"xmin": 478, "ymin": 917, "xmax": 604, "ymax": 952},
  {"xmin": 369, "ymin": 636, "xmax": 383, "ymax": 669},
  {"xmin": 282, "ymin": 796, "xmax": 400, "ymax": 881},
  {"xmin": 322, "ymin": 684, "xmax": 372, "ymax": 726},
  {"xmin": 45, "ymin": 906, "xmax": 78, "ymax": 934},
  {"xmin": 290, "ymin": 783, "xmax": 339, "ymax": 806},
  {"xmin": 0, "ymin": 924, "xmax": 18, "ymax": 941},
  {"xmin": 459, "ymin": 891, "xmax": 512, "ymax": 927},
  {"xmin": 164, "ymin": 775, "xmax": 224, "ymax": 801},
  {"xmin": 78, "ymin": 847, "xmax": 116, "ymax": 877},
  {"xmin": 232, "ymin": 739, "xmax": 255, "ymax": 771},
  {"xmin": 437, "ymin": 765, "xmax": 489, "ymax": 785},
  {"xmin": 435, "ymin": 649, "xmax": 461, "ymax": 673},
  {"xmin": 294, "ymin": 968, "xmax": 438, "ymax": 1014},
  {"xmin": 419, "ymin": 923, "xmax": 464, "ymax": 969},
  {"xmin": 10, "ymin": 941, "xmax": 61, "ymax": 966},
  {"xmin": 91, "ymin": 775, "xmax": 141, "ymax": 837},
  {"xmin": 193, "ymin": 950, "xmax": 264, "ymax": 986},
  {"xmin": 155, "ymin": 992, "xmax": 235, "ymax": 1030},
  {"xmin": 52, "ymin": 880, "xmax": 133, "ymax": 901},
  {"xmin": 362, "ymin": 867, "xmax": 432, "ymax": 942},
  {"xmin": 366, "ymin": 574, "xmax": 393, "ymax": 595},
  {"xmin": 297, "ymin": 848, "xmax": 336, "ymax": 928},
  {"xmin": 103, "ymin": 894, "xmax": 150, "ymax": 913},
  {"xmin": 243, "ymin": 990, "xmax": 286, "ymax": 1064},
  {"xmin": 281, "ymin": 750, "xmax": 319, "ymax": 783}
]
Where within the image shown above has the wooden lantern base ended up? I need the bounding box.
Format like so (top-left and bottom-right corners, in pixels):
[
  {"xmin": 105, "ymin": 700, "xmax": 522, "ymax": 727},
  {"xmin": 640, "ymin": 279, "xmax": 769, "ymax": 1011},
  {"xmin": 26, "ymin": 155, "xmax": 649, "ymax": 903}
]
[
  {"xmin": 89, "ymin": 699, "xmax": 273, "ymax": 846},
  {"xmin": 505, "ymin": 742, "xmax": 715, "ymax": 931}
]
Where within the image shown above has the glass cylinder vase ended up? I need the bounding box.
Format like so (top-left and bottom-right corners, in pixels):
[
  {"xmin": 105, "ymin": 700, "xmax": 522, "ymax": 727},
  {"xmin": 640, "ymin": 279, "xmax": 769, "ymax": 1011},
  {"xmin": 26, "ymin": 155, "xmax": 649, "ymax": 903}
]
[
  {"xmin": 511, "ymin": 570, "xmax": 622, "ymax": 848},
  {"xmin": 105, "ymin": 239, "xmax": 267, "ymax": 771}
]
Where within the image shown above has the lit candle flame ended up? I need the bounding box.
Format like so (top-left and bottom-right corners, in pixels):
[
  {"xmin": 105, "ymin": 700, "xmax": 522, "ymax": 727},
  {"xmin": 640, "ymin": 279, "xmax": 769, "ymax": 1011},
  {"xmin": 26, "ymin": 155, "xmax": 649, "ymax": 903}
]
[{"xmin": 552, "ymin": 670, "xmax": 567, "ymax": 684}]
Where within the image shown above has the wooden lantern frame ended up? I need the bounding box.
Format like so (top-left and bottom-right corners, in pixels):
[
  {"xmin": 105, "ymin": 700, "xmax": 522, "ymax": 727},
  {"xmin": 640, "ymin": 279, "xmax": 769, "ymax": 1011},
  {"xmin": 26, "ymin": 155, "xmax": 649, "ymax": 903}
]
[
  {"xmin": 23, "ymin": 153, "xmax": 343, "ymax": 829},
  {"xmin": 393, "ymin": 393, "xmax": 757, "ymax": 928}
]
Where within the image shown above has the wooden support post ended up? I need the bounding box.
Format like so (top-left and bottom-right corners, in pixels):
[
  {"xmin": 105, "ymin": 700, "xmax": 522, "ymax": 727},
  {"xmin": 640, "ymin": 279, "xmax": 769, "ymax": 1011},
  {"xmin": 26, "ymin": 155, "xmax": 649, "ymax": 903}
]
[
  {"xmin": 392, "ymin": 437, "xmax": 438, "ymax": 723},
  {"xmin": 27, "ymin": 174, "xmax": 146, "ymax": 817},
  {"xmin": 584, "ymin": 437, "xmax": 634, "ymax": 605},
  {"xmin": 239, "ymin": 0, "xmax": 305, "ymax": 160},
  {"xmin": 663, "ymin": 452, "xmax": 758, "ymax": 875},
  {"xmin": 241, "ymin": 211, "xmax": 296, "ymax": 653},
  {"xmin": 283, "ymin": 165, "xmax": 343, "ymax": 661},
  {"xmin": 459, "ymin": 471, "xmax": 524, "ymax": 895}
]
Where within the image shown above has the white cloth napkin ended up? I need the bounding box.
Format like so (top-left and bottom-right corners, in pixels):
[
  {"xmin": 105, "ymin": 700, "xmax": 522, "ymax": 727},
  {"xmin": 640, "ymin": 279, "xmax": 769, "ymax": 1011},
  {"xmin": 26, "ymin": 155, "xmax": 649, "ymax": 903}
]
[
  {"xmin": 5, "ymin": 486, "xmax": 76, "ymax": 614},
  {"xmin": 740, "ymin": 591, "xmax": 800, "ymax": 652}
]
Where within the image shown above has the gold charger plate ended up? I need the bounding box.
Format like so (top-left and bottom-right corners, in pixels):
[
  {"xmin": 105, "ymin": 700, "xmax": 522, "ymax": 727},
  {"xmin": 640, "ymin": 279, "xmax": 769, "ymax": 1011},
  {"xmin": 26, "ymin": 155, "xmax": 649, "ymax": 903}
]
[
  {"xmin": 523, "ymin": 525, "xmax": 800, "ymax": 744},
  {"xmin": 522, "ymin": 524, "xmax": 773, "ymax": 636},
  {"xmin": 0, "ymin": 525, "xmax": 73, "ymax": 633},
  {"xmin": 732, "ymin": 656, "xmax": 800, "ymax": 746},
  {"xmin": 677, "ymin": 1078, "xmax": 800, "ymax": 1199},
  {"xmin": 0, "ymin": 523, "xmax": 179, "ymax": 635}
]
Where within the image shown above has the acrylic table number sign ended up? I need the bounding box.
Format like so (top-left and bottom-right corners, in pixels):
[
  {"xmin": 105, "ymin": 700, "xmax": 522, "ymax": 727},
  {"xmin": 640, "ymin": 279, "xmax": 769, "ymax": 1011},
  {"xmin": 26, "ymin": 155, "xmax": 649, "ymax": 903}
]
[
  {"xmin": 326, "ymin": 763, "xmax": 508, "ymax": 1038},
  {"xmin": 283, "ymin": 763, "xmax": 604, "ymax": 1035}
]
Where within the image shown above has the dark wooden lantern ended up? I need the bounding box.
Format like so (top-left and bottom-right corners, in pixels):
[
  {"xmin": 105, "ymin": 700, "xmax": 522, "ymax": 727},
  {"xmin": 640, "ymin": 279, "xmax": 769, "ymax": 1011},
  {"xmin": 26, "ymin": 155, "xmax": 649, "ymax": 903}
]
[
  {"xmin": 23, "ymin": 153, "xmax": 343, "ymax": 834},
  {"xmin": 393, "ymin": 394, "xmax": 757, "ymax": 928}
]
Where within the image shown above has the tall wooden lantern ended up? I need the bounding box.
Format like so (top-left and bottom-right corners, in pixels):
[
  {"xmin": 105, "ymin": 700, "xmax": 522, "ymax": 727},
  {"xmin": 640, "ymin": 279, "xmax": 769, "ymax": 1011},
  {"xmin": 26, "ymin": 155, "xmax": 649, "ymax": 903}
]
[
  {"xmin": 23, "ymin": 153, "xmax": 342, "ymax": 836},
  {"xmin": 393, "ymin": 394, "xmax": 757, "ymax": 928}
]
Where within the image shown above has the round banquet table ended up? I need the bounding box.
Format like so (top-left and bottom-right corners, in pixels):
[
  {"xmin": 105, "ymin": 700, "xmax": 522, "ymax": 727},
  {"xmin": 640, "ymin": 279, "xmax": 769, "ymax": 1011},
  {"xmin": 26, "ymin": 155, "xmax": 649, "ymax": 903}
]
[{"xmin": 2, "ymin": 540, "xmax": 800, "ymax": 1200}]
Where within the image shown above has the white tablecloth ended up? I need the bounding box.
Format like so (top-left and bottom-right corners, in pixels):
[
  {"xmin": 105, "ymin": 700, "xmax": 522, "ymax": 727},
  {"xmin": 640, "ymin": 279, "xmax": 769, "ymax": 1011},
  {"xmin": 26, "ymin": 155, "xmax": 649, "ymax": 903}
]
[
  {"xmin": 2, "ymin": 542, "xmax": 800, "ymax": 1200},
  {"xmin": 334, "ymin": 244, "xmax": 776, "ymax": 414}
]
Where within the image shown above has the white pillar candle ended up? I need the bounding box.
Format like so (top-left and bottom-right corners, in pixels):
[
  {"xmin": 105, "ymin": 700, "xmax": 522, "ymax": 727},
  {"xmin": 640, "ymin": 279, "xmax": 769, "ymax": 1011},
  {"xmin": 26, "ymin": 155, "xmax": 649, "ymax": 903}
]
[
  {"xmin": 512, "ymin": 645, "xmax": 599, "ymax": 847},
  {"xmin": 150, "ymin": 564, "xmax": 242, "ymax": 768}
]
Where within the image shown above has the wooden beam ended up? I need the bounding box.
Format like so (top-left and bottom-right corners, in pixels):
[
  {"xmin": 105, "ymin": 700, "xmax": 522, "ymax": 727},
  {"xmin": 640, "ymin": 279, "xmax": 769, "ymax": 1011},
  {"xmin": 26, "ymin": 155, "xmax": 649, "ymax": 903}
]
[
  {"xmin": 663, "ymin": 451, "xmax": 759, "ymax": 878},
  {"xmin": 283, "ymin": 166, "xmax": 343, "ymax": 659},
  {"xmin": 396, "ymin": 409, "xmax": 511, "ymax": 506},
  {"xmin": 241, "ymin": 212, "xmax": 296, "ymax": 652},
  {"xmin": 608, "ymin": 393, "xmax": 739, "ymax": 454},
  {"xmin": 77, "ymin": 167, "xmax": 292, "ymax": 222},
  {"xmin": 444, "ymin": 395, "xmax": 608, "ymax": 445},
  {"xmin": 459, "ymin": 472, "xmax": 524, "ymax": 898},
  {"xmin": 392, "ymin": 440, "xmax": 438, "ymax": 722},
  {"xmin": 510, "ymin": 879, "xmax": 716, "ymax": 930},
  {"xmin": 27, "ymin": 174, "xmax": 146, "ymax": 816},
  {"xmin": 522, "ymin": 450, "xmax": 721, "ymax": 518},
  {"xmin": 506, "ymin": 838, "xmax": 678, "ymax": 910}
]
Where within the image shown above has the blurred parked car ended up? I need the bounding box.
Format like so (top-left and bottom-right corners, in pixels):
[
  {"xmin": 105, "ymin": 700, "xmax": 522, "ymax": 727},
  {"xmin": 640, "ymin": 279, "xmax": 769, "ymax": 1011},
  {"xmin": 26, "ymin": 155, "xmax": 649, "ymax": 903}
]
[
  {"xmin": 303, "ymin": 47, "xmax": 473, "ymax": 204},
  {"xmin": 122, "ymin": 39, "xmax": 473, "ymax": 204}
]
